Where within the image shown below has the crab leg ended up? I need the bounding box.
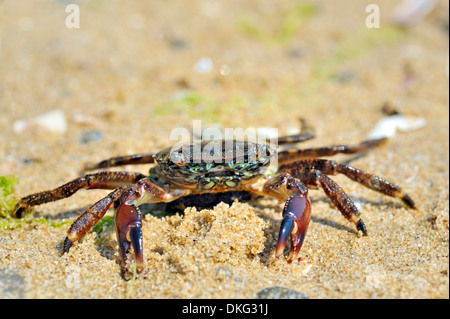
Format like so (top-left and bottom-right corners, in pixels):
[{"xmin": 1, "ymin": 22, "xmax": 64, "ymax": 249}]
[
  {"xmin": 61, "ymin": 184, "xmax": 145, "ymax": 275},
  {"xmin": 334, "ymin": 163, "xmax": 416, "ymax": 209},
  {"xmin": 277, "ymin": 133, "xmax": 315, "ymax": 145},
  {"xmin": 281, "ymin": 158, "xmax": 416, "ymax": 237},
  {"xmin": 112, "ymin": 177, "xmax": 189, "ymax": 274},
  {"xmin": 14, "ymin": 171, "xmax": 145, "ymax": 218},
  {"xmin": 64, "ymin": 187, "xmax": 126, "ymax": 253},
  {"xmin": 278, "ymin": 138, "xmax": 387, "ymax": 164},
  {"xmin": 317, "ymin": 173, "xmax": 368, "ymax": 235},
  {"xmin": 277, "ymin": 118, "xmax": 316, "ymax": 145},
  {"xmin": 281, "ymin": 159, "xmax": 416, "ymax": 209},
  {"xmin": 84, "ymin": 153, "xmax": 155, "ymax": 171},
  {"xmin": 280, "ymin": 163, "xmax": 369, "ymax": 235},
  {"xmin": 62, "ymin": 176, "xmax": 187, "ymax": 276}
]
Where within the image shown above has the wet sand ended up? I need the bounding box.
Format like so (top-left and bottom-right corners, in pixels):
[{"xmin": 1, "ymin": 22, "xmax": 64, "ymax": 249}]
[{"xmin": 0, "ymin": 0, "xmax": 448, "ymax": 299}]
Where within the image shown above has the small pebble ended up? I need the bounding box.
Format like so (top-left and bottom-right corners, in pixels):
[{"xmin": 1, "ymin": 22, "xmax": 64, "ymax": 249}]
[
  {"xmin": 170, "ymin": 39, "xmax": 188, "ymax": 50},
  {"xmin": 287, "ymin": 47, "xmax": 305, "ymax": 58},
  {"xmin": 80, "ymin": 130, "xmax": 103, "ymax": 144},
  {"xmin": 20, "ymin": 157, "xmax": 35, "ymax": 164},
  {"xmin": 194, "ymin": 57, "xmax": 213, "ymax": 73},
  {"xmin": 381, "ymin": 102, "xmax": 401, "ymax": 116},
  {"xmin": 256, "ymin": 286, "xmax": 309, "ymax": 299},
  {"xmin": 0, "ymin": 268, "xmax": 25, "ymax": 299},
  {"xmin": 332, "ymin": 70, "xmax": 357, "ymax": 83}
]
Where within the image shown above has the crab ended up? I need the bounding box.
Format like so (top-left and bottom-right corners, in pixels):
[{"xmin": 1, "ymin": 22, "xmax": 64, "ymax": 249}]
[{"xmin": 14, "ymin": 130, "xmax": 416, "ymax": 277}]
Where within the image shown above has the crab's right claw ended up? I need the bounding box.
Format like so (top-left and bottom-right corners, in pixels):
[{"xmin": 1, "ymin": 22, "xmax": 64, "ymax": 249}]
[
  {"xmin": 115, "ymin": 199, "xmax": 144, "ymax": 276},
  {"xmin": 275, "ymin": 195, "xmax": 311, "ymax": 263}
]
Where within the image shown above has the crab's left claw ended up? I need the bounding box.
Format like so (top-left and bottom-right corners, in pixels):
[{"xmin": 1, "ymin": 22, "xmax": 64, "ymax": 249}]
[
  {"xmin": 275, "ymin": 195, "xmax": 311, "ymax": 263},
  {"xmin": 115, "ymin": 197, "xmax": 144, "ymax": 276}
]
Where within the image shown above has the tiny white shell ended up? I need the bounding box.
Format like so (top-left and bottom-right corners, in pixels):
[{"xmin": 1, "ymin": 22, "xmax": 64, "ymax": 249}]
[
  {"xmin": 14, "ymin": 109, "xmax": 68, "ymax": 134},
  {"xmin": 367, "ymin": 114, "xmax": 426, "ymax": 139}
]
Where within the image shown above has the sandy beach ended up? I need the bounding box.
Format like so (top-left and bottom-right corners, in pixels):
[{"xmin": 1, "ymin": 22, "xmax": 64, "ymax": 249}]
[{"xmin": 0, "ymin": 0, "xmax": 448, "ymax": 299}]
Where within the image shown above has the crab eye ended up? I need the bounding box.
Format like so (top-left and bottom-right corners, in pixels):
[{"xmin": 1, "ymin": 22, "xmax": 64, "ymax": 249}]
[{"xmin": 170, "ymin": 152, "xmax": 185, "ymax": 166}]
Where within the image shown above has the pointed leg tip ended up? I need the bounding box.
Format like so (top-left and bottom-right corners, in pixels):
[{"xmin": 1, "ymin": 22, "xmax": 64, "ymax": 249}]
[
  {"xmin": 14, "ymin": 208, "xmax": 23, "ymax": 219},
  {"xmin": 13, "ymin": 204, "xmax": 27, "ymax": 218},
  {"xmin": 63, "ymin": 237, "xmax": 72, "ymax": 254},
  {"xmin": 402, "ymin": 194, "xmax": 417, "ymax": 210},
  {"xmin": 356, "ymin": 219, "xmax": 368, "ymax": 236}
]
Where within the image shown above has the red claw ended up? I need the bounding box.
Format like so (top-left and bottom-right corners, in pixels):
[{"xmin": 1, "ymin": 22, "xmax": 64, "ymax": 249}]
[
  {"xmin": 275, "ymin": 195, "xmax": 311, "ymax": 263},
  {"xmin": 115, "ymin": 197, "xmax": 144, "ymax": 274}
]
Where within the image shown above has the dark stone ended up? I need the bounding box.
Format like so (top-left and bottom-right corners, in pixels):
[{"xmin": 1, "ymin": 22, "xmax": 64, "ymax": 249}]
[
  {"xmin": 80, "ymin": 130, "xmax": 103, "ymax": 144},
  {"xmin": 256, "ymin": 286, "xmax": 309, "ymax": 299},
  {"xmin": 0, "ymin": 268, "xmax": 25, "ymax": 299}
]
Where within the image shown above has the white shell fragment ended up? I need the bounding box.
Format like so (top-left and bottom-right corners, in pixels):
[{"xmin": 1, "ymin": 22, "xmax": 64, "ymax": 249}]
[
  {"xmin": 14, "ymin": 109, "xmax": 68, "ymax": 134},
  {"xmin": 194, "ymin": 57, "xmax": 213, "ymax": 73},
  {"xmin": 367, "ymin": 114, "xmax": 426, "ymax": 139}
]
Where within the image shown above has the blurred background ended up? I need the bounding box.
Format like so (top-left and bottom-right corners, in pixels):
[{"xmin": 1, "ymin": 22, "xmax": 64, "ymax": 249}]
[
  {"xmin": 1, "ymin": 0, "xmax": 448, "ymax": 189},
  {"xmin": 0, "ymin": 0, "xmax": 448, "ymax": 150}
]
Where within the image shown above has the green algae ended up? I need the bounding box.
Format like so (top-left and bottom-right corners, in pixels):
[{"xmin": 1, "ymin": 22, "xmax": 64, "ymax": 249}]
[{"xmin": 0, "ymin": 175, "xmax": 19, "ymax": 219}]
